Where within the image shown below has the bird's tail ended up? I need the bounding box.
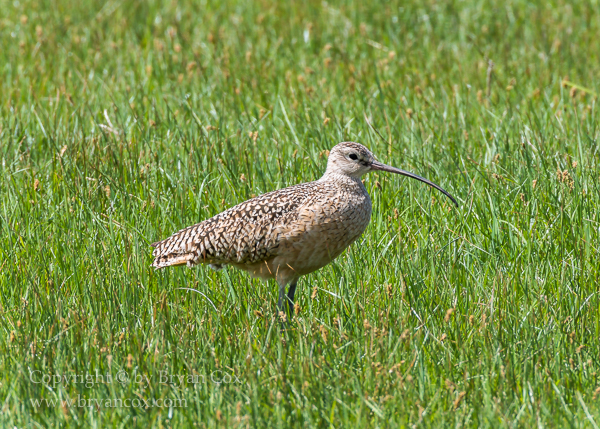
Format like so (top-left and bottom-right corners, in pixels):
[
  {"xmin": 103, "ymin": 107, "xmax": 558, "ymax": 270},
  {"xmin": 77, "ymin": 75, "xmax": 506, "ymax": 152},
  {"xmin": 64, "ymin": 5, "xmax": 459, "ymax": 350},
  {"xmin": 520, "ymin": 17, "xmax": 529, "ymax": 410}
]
[
  {"xmin": 151, "ymin": 245, "xmax": 196, "ymax": 268},
  {"xmin": 150, "ymin": 227, "xmax": 202, "ymax": 269}
]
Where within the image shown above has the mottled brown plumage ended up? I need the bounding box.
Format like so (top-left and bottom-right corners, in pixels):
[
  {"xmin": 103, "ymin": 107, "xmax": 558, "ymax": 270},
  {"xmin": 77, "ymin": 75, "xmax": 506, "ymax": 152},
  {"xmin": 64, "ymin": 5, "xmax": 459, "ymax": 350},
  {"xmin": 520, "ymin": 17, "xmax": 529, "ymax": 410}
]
[{"xmin": 151, "ymin": 142, "xmax": 457, "ymax": 314}]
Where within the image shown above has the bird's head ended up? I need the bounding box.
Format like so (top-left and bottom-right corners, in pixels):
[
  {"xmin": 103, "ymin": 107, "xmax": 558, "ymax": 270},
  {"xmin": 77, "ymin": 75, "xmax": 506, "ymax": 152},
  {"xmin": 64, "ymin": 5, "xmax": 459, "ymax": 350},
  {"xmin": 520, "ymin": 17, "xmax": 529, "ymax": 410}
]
[
  {"xmin": 325, "ymin": 142, "xmax": 375, "ymax": 178},
  {"xmin": 325, "ymin": 141, "xmax": 458, "ymax": 207}
]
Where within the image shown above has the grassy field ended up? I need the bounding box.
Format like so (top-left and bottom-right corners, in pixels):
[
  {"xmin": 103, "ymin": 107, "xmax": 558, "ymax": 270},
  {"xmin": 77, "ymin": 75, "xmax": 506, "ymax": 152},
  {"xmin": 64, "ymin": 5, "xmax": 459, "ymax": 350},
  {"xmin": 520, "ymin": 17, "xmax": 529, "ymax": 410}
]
[{"xmin": 1, "ymin": 0, "xmax": 600, "ymax": 427}]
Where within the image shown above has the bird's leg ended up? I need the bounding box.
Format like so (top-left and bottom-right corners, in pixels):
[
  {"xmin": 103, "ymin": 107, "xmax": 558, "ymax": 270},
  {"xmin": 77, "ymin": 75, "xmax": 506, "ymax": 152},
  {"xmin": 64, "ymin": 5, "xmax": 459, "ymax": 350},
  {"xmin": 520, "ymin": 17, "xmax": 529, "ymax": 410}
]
[
  {"xmin": 276, "ymin": 278, "xmax": 298, "ymax": 329},
  {"xmin": 286, "ymin": 280, "xmax": 298, "ymax": 316},
  {"xmin": 275, "ymin": 282, "xmax": 291, "ymax": 331},
  {"xmin": 277, "ymin": 282, "xmax": 286, "ymax": 315}
]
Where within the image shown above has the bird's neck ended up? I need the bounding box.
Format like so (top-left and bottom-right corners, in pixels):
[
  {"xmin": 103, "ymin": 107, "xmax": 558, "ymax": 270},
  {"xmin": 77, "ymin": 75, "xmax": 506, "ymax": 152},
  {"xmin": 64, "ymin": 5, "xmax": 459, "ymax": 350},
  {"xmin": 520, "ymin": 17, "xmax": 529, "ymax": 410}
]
[{"xmin": 319, "ymin": 172, "xmax": 367, "ymax": 191}]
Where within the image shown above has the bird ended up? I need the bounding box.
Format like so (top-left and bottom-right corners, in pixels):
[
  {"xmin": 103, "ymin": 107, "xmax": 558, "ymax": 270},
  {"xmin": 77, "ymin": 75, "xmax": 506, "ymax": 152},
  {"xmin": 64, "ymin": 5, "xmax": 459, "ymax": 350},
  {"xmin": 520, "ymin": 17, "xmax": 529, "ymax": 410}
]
[{"xmin": 151, "ymin": 142, "xmax": 457, "ymax": 317}]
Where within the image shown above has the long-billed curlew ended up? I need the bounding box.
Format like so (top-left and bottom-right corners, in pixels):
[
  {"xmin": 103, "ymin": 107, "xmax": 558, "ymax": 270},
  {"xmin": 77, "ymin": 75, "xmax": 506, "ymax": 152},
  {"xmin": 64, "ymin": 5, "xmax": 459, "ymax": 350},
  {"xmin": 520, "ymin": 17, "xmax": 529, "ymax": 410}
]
[{"xmin": 151, "ymin": 142, "xmax": 457, "ymax": 316}]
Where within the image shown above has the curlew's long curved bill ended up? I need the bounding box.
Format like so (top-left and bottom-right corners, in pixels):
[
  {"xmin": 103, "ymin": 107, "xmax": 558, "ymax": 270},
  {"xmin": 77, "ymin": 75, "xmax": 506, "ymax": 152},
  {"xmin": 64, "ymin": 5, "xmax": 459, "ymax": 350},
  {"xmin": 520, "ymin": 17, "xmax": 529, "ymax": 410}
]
[{"xmin": 370, "ymin": 161, "xmax": 458, "ymax": 207}]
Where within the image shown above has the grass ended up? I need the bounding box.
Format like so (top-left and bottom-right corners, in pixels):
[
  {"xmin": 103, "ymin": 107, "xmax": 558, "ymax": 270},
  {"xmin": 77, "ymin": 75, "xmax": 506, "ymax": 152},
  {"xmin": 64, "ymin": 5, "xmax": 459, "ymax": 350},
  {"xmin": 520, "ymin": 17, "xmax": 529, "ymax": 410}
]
[{"xmin": 1, "ymin": 0, "xmax": 600, "ymax": 427}]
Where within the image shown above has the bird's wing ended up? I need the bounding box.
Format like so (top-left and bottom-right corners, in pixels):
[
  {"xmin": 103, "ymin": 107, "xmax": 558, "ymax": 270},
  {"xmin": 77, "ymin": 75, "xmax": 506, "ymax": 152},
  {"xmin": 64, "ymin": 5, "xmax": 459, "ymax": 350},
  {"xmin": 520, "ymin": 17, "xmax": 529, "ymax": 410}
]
[{"xmin": 151, "ymin": 181, "xmax": 318, "ymax": 268}]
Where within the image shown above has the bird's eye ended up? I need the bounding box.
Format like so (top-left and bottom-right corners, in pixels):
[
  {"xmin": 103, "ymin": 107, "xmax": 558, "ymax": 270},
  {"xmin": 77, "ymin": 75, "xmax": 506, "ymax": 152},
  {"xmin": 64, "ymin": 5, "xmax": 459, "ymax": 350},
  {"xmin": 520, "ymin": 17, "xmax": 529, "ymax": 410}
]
[{"xmin": 349, "ymin": 153, "xmax": 358, "ymax": 161}]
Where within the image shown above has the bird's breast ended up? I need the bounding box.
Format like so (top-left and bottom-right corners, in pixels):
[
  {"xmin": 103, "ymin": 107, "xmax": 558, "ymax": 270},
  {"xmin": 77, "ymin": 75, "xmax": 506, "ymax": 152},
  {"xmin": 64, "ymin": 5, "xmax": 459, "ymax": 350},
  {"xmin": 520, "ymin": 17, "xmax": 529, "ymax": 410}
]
[{"xmin": 271, "ymin": 183, "xmax": 372, "ymax": 276}]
